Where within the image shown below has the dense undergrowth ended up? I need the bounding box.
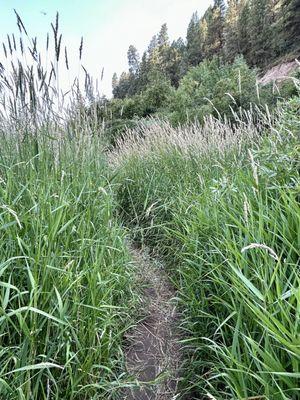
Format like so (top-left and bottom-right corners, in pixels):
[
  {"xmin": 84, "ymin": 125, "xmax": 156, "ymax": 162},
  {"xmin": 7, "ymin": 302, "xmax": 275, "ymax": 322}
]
[
  {"xmin": 114, "ymin": 98, "xmax": 300, "ymax": 399},
  {"xmin": 97, "ymin": 56, "xmax": 300, "ymax": 144},
  {"xmin": 0, "ymin": 9, "xmax": 299, "ymax": 400},
  {"xmin": 0, "ymin": 135, "xmax": 135, "ymax": 399}
]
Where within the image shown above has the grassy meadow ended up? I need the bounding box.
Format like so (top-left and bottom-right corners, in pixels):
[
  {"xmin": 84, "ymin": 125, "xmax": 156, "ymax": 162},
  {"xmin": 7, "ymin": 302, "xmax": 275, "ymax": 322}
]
[
  {"xmin": 114, "ymin": 101, "xmax": 300, "ymax": 399},
  {"xmin": 0, "ymin": 11, "xmax": 299, "ymax": 400}
]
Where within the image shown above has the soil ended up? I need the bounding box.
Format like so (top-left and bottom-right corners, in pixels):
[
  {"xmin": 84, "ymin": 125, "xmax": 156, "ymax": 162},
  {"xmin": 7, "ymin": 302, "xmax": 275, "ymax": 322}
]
[
  {"xmin": 123, "ymin": 245, "xmax": 181, "ymax": 400},
  {"xmin": 258, "ymin": 60, "xmax": 298, "ymax": 85}
]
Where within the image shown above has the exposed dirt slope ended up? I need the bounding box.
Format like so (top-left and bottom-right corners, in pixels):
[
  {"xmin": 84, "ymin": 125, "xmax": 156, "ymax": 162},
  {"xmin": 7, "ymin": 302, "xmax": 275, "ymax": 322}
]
[{"xmin": 259, "ymin": 60, "xmax": 298, "ymax": 85}]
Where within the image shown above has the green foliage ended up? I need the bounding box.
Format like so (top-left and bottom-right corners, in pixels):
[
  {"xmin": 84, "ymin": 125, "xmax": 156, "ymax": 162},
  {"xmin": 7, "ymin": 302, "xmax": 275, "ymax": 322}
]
[
  {"xmin": 166, "ymin": 56, "xmax": 259, "ymax": 124},
  {"xmin": 1, "ymin": 9, "xmax": 299, "ymax": 399},
  {"xmin": 107, "ymin": 54, "xmax": 298, "ymax": 143},
  {"xmin": 112, "ymin": 0, "xmax": 299, "ymax": 102},
  {"xmin": 186, "ymin": 11, "xmax": 203, "ymax": 66},
  {"xmin": 140, "ymin": 71, "xmax": 174, "ymax": 114},
  {"xmin": 0, "ymin": 136, "xmax": 135, "ymax": 399},
  {"xmin": 249, "ymin": 0, "xmax": 274, "ymax": 66},
  {"xmin": 281, "ymin": 0, "xmax": 300, "ymax": 52},
  {"xmin": 206, "ymin": 0, "xmax": 225, "ymax": 58},
  {"xmin": 115, "ymin": 98, "xmax": 300, "ymax": 399},
  {"xmin": 98, "ymin": 73, "xmax": 174, "ymax": 144},
  {"xmin": 108, "ymin": 0, "xmax": 299, "ymax": 144},
  {"xmin": 224, "ymin": 0, "xmax": 240, "ymax": 62}
]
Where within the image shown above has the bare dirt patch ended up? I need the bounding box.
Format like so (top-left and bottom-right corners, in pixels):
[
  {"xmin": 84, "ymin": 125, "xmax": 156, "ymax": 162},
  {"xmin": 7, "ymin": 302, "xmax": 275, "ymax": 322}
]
[
  {"xmin": 258, "ymin": 60, "xmax": 298, "ymax": 85},
  {"xmin": 123, "ymin": 246, "xmax": 181, "ymax": 400}
]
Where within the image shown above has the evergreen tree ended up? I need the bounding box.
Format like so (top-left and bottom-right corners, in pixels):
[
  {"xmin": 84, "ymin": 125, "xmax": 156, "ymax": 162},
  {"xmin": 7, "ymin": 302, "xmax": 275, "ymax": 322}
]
[
  {"xmin": 199, "ymin": 17, "xmax": 208, "ymax": 59},
  {"xmin": 137, "ymin": 51, "xmax": 150, "ymax": 92},
  {"xmin": 115, "ymin": 71, "xmax": 131, "ymax": 99},
  {"xmin": 281, "ymin": 0, "xmax": 300, "ymax": 52},
  {"xmin": 237, "ymin": 0, "xmax": 251, "ymax": 63},
  {"xmin": 201, "ymin": 7, "xmax": 214, "ymax": 59},
  {"xmin": 147, "ymin": 35, "xmax": 159, "ymax": 63},
  {"xmin": 186, "ymin": 12, "xmax": 203, "ymax": 66},
  {"xmin": 206, "ymin": 0, "xmax": 225, "ymax": 57},
  {"xmin": 111, "ymin": 0, "xmax": 300, "ymax": 100},
  {"xmin": 126, "ymin": 45, "xmax": 140, "ymax": 95},
  {"xmin": 249, "ymin": 0, "xmax": 273, "ymax": 67},
  {"xmin": 268, "ymin": 0, "xmax": 284, "ymax": 60},
  {"xmin": 157, "ymin": 23, "xmax": 171, "ymax": 74},
  {"xmin": 164, "ymin": 38, "xmax": 186, "ymax": 87},
  {"xmin": 224, "ymin": 0, "xmax": 240, "ymax": 62},
  {"xmin": 127, "ymin": 45, "xmax": 140, "ymax": 75},
  {"xmin": 157, "ymin": 23, "xmax": 169, "ymax": 48},
  {"xmin": 112, "ymin": 72, "xmax": 118, "ymax": 97}
]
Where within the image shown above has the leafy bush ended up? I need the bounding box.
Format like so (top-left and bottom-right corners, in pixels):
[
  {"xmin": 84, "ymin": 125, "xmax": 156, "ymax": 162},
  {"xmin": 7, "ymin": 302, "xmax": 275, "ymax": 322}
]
[
  {"xmin": 165, "ymin": 56, "xmax": 260, "ymax": 124},
  {"xmin": 95, "ymin": 72, "xmax": 174, "ymax": 144}
]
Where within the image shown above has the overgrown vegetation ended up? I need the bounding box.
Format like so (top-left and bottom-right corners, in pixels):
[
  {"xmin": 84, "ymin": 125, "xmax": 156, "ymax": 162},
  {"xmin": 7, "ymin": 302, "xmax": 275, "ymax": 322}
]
[
  {"xmin": 0, "ymin": 4, "xmax": 299, "ymax": 400},
  {"xmin": 114, "ymin": 99, "xmax": 300, "ymax": 398},
  {"xmin": 0, "ymin": 13, "xmax": 136, "ymax": 400},
  {"xmin": 95, "ymin": 0, "xmax": 300, "ymax": 143},
  {"xmin": 98, "ymin": 57, "xmax": 299, "ymax": 143},
  {"xmin": 0, "ymin": 136, "xmax": 135, "ymax": 399},
  {"xmin": 112, "ymin": 0, "xmax": 300, "ymax": 99}
]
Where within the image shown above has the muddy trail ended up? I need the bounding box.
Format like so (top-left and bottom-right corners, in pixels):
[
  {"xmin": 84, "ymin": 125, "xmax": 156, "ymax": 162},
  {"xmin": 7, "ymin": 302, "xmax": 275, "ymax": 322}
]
[{"xmin": 123, "ymin": 245, "xmax": 182, "ymax": 400}]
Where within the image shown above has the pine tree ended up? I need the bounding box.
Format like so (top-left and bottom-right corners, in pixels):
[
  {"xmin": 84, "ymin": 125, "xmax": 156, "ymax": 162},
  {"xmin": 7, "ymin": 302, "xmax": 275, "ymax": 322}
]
[
  {"xmin": 199, "ymin": 17, "xmax": 208, "ymax": 59},
  {"xmin": 249, "ymin": 0, "xmax": 273, "ymax": 66},
  {"xmin": 281, "ymin": 0, "xmax": 300, "ymax": 53},
  {"xmin": 137, "ymin": 51, "xmax": 150, "ymax": 92},
  {"xmin": 237, "ymin": 0, "xmax": 251, "ymax": 63},
  {"xmin": 224, "ymin": 0, "xmax": 240, "ymax": 62},
  {"xmin": 268, "ymin": 0, "xmax": 284, "ymax": 60},
  {"xmin": 127, "ymin": 45, "xmax": 140, "ymax": 75},
  {"xmin": 206, "ymin": 0, "xmax": 226, "ymax": 57},
  {"xmin": 126, "ymin": 45, "xmax": 140, "ymax": 95},
  {"xmin": 164, "ymin": 38, "xmax": 185, "ymax": 87},
  {"xmin": 157, "ymin": 24, "xmax": 171, "ymax": 74},
  {"xmin": 114, "ymin": 71, "xmax": 131, "ymax": 99},
  {"xmin": 147, "ymin": 35, "xmax": 158, "ymax": 61},
  {"xmin": 112, "ymin": 72, "xmax": 118, "ymax": 97},
  {"xmin": 157, "ymin": 23, "xmax": 169, "ymax": 48},
  {"xmin": 186, "ymin": 12, "xmax": 203, "ymax": 66},
  {"xmin": 201, "ymin": 7, "xmax": 215, "ymax": 58}
]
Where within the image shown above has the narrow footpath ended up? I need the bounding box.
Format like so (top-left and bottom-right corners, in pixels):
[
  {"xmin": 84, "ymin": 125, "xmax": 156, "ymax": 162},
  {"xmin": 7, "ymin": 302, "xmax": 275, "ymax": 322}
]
[{"xmin": 123, "ymin": 245, "xmax": 181, "ymax": 400}]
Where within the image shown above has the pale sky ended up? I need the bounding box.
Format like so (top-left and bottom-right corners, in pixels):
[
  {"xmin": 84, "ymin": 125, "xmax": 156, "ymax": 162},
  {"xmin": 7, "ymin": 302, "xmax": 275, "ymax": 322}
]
[{"xmin": 0, "ymin": 0, "xmax": 212, "ymax": 97}]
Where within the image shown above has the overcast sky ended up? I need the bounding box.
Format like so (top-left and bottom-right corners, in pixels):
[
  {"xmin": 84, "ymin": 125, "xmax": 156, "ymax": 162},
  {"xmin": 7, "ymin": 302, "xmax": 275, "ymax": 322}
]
[{"xmin": 0, "ymin": 0, "xmax": 212, "ymax": 97}]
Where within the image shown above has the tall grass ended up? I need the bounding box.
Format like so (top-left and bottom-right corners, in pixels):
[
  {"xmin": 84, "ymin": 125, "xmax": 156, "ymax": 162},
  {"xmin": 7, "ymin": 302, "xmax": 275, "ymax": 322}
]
[
  {"xmin": 1, "ymin": 9, "xmax": 299, "ymax": 400},
  {"xmin": 114, "ymin": 98, "xmax": 300, "ymax": 399},
  {"xmin": 0, "ymin": 135, "xmax": 136, "ymax": 399},
  {"xmin": 0, "ymin": 13, "xmax": 136, "ymax": 399}
]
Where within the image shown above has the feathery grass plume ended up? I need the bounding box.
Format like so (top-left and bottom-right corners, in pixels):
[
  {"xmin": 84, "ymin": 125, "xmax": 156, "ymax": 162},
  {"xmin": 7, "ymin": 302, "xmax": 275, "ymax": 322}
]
[
  {"xmin": 0, "ymin": 10, "xmax": 103, "ymax": 140},
  {"xmin": 241, "ymin": 243, "xmax": 279, "ymax": 261},
  {"xmin": 79, "ymin": 36, "xmax": 83, "ymax": 60},
  {"xmin": 109, "ymin": 113, "xmax": 260, "ymax": 167},
  {"xmin": 248, "ymin": 148, "xmax": 259, "ymax": 187},
  {"xmin": 64, "ymin": 46, "xmax": 69, "ymax": 70}
]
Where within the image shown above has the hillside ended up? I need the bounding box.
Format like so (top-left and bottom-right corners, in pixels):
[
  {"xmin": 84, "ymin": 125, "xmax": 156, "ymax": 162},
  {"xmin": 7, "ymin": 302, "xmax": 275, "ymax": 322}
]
[
  {"xmin": 259, "ymin": 60, "xmax": 299, "ymax": 85},
  {"xmin": 94, "ymin": 0, "xmax": 300, "ymax": 143}
]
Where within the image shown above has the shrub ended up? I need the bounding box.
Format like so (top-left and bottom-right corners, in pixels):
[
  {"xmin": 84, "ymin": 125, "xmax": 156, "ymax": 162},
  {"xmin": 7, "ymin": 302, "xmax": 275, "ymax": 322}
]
[{"xmin": 165, "ymin": 56, "xmax": 260, "ymax": 124}]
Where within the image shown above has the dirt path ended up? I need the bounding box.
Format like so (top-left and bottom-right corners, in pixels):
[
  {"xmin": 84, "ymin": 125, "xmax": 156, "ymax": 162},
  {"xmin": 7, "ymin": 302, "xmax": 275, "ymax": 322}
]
[{"xmin": 123, "ymin": 245, "xmax": 181, "ymax": 400}]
